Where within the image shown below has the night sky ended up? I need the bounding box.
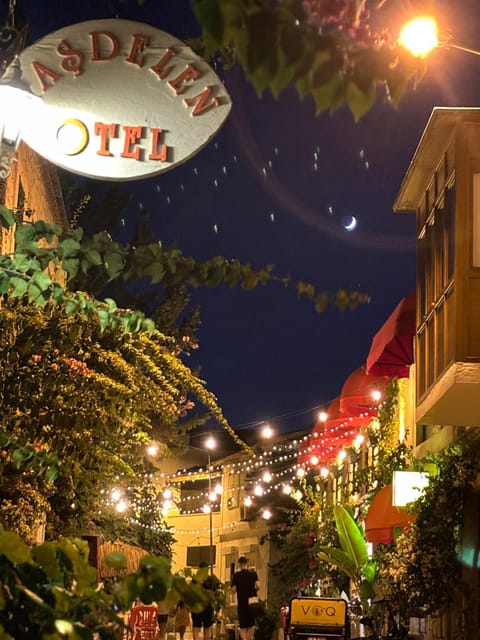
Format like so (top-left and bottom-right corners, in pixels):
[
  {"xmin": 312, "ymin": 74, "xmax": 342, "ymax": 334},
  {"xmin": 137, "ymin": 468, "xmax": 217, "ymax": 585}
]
[{"xmin": 15, "ymin": 0, "xmax": 480, "ymax": 445}]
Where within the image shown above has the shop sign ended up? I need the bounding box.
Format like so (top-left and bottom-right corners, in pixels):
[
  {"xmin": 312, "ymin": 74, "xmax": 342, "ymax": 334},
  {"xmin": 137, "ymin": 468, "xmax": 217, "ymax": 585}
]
[
  {"xmin": 289, "ymin": 597, "xmax": 347, "ymax": 628},
  {"xmin": 19, "ymin": 19, "xmax": 232, "ymax": 180}
]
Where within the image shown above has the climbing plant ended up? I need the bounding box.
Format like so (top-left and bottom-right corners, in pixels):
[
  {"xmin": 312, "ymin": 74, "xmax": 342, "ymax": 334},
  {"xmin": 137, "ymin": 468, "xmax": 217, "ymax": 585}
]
[
  {"xmin": 0, "ymin": 297, "xmax": 241, "ymax": 541},
  {"xmin": 376, "ymin": 438, "xmax": 480, "ymax": 625}
]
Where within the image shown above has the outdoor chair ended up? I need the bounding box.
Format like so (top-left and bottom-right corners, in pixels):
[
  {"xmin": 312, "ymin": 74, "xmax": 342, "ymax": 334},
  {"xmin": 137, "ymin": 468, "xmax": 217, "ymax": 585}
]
[{"xmin": 127, "ymin": 604, "xmax": 159, "ymax": 640}]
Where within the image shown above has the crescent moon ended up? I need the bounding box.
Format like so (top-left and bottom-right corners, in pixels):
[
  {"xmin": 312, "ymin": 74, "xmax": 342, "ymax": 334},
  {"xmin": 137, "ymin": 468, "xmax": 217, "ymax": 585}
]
[
  {"xmin": 343, "ymin": 215, "xmax": 357, "ymax": 231},
  {"xmin": 56, "ymin": 118, "xmax": 89, "ymax": 155}
]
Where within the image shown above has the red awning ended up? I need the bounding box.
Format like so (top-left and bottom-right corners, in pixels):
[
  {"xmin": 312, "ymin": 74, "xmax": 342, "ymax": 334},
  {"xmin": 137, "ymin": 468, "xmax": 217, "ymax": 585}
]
[
  {"xmin": 366, "ymin": 291, "xmax": 416, "ymax": 378},
  {"xmin": 365, "ymin": 484, "xmax": 415, "ymax": 544},
  {"xmin": 339, "ymin": 366, "xmax": 389, "ymax": 416},
  {"xmin": 297, "ymin": 398, "xmax": 370, "ymax": 468}
]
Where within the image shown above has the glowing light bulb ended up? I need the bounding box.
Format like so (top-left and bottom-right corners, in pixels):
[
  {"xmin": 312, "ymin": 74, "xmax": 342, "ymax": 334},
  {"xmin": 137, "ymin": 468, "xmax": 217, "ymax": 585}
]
[
  {"xmin": 320, "ymin": 467, "xmax": 329, "ymax": 478},
  {"xmin": 254, "ymin": 485, "xmax": 264, "ymax": 497},
  {"xmin": 261, "ymin": 424, "xmax": 274, "ymax": 439},
  {"xmin": 203, "ymin": 503, "xmax": 211, "ymax": 514},
  {"xmin": 354, "ymin": 434, "xmax": 365, "ymax": 449},
  {"xmin": 371, "ymin": 389, "xmax": 382, "ymax": 403},
  {"xmin": 111, "ymin": 488, "xmax": 122, "ymax": 502},
  {"xmin": 297, "ymin": 467, "xmax": 306, "ymax": 478},
  {"xmin": 310, "ymin": 456, "xmax": 319, "ymax": 466},
  {"xmin": 244, "ymin": 496, "xmax": 253, "ymax": 507},
  {"xmin": 399, "ymin": 16, "xmax": 438, "ymax": 58},
  {"xmin": 163, "ymin": 488, "xmax": 172, "ymax": 500},
  {"xmin": 318, "ymin": 410, "xmax": 328, "ymax": 422},
  {"xmin": 146, "ymin": 443, "xmax": 159, "ymax": 456},
  {"xmin": 262, "ymin": 508, "xmax": 272, "ymax": 520},
  {"xmin": 283, "ymin": 484, "xmax": 292, "ymax": 495},
  {"xmin": 262, "ymin": 471, "xmax": 272, "ymax": 483},
  {"xmin": 215, "ymin": 483, "xmax": 223, "ymax": 494},
  {"xmin": 116, "ymin": 499, "xmax": 128, "ymax": 513},
  {"xmin": 206, "ymin": 436, "xmax": 216, "ymax": 451}
]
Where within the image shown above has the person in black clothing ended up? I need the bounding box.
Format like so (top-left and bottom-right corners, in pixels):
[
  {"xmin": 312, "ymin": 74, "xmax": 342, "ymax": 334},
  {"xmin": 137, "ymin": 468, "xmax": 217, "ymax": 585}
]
[
  {"xmin": 230, "ymin": 556, "xmax": 260, "ymax": 640},
  {"xmin": 192, "ymin": 562, "xmax": 217, "ymax": 640}
]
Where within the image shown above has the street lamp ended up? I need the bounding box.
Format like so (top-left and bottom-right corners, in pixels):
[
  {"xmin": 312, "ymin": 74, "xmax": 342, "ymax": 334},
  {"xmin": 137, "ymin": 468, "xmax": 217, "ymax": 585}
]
[
  {"xmin": 205, "ymin": 435, "xmax": 217, "ymax": 576},
  {"xmin": 0, "ymin": 54, "xmax": 42, "ymax": 180},
  {"xmin": 399, "ymin": 16, "xmax": 480, "ymax": 59}
]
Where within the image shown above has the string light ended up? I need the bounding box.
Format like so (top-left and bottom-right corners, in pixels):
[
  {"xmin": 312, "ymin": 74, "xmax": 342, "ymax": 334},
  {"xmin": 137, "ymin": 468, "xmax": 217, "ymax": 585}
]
[{"xmin": 99, "ymin": 391, "xmax": 377, "ymax": 528}]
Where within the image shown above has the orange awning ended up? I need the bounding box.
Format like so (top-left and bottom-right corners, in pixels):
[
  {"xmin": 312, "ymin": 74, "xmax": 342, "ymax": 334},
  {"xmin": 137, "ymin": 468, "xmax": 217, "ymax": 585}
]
[{"xmin": 365, "ymin": 484, "xmax": 415, "ymax": 544}]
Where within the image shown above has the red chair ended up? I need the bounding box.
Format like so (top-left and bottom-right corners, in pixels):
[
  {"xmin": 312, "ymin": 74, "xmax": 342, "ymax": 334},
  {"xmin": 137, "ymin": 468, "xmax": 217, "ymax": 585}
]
[{"xmin": 127, "ymin": 604, "xmax": 159, "ymax": 640}]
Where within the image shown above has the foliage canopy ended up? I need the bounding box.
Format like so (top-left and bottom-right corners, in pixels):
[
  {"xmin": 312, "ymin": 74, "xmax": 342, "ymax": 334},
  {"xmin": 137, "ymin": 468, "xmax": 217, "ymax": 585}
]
[{"xmin": 190, "ymin": 0, "xmax": 424, "ymax": 120}]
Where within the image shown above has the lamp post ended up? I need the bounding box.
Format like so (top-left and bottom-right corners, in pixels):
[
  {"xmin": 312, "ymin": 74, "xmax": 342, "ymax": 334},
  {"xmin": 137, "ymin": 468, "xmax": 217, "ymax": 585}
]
[{"xmin": 205, "ymin": 435, "xmax": 216, "ymax": 576}]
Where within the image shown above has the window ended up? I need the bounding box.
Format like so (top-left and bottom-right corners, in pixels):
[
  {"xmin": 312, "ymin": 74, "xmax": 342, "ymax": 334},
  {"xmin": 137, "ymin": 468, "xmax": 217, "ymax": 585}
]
[{"xmin": 186, "ymin": 545, "xmax": 216, "ymax": 567}]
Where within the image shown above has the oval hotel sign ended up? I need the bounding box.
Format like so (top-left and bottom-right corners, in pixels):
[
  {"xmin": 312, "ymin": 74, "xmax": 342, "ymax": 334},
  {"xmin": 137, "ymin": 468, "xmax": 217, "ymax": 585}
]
[{"xmin": 19, "ymin": 19, "xmax": 232, "ymax": 180}]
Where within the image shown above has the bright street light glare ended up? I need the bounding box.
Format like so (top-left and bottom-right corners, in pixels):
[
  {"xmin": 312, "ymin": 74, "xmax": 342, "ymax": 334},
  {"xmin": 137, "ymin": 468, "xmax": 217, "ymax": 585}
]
[
  {"xmin": 146, "ymin": 443, "xmax": 159, "ymax": 456},
  {"xmin": 399, "ymin": 17, "xmax": 438, "ymax": 57},
  {"xmin": 261, "ymin": 424, "xmax": 274, "ymax": 439},
  {"xmin": 205, "ymin": 435, "xmax": 216, "ymax": 451}
]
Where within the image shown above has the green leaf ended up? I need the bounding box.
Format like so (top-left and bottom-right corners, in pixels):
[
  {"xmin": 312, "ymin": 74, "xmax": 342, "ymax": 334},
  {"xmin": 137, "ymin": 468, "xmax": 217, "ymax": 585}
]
[
  {"xmin": 85, "ymin": 247, "xmax": 102, "ymax": 266},
  {"xmin": 9, "ymin": 277, "xmax": 28, "ymax": 298},
  {"xmin": 0, "ymin": 274, "xmax": 10, "ymax": 294},
  {"xmin": 28, "ymin": 271, "xmax": 53, "ymax": 305},
  {"xmin": 0, "ymin": 205, "xmax": 15, "ymax": 229},
  {"xmin": 346, "ymin": 80, "xmax": 377, "ymax": 122},
  {"xmin": 62, "ymin": 257, "xmax": 80, "ymax": 280},
  {"xmin": 32, "ymin": 220, "xmax": 62, "ymax": 243},
  {"xmin": 33, "ymin": 271, "xmax": 52, "ymax": 289},
  {"xmin": 71, "ymin": 227, "xmax": 84, "ymax": 242},
  {"xmin": 104, "ymin": 551, "xmax": 127, "ymax": 570},
  {"xmin": 363, "ymin": 559, "xmax": 376, "ymax": 584},
  {"xmin": 312, "ymin": 72, "xmax": 343, "ymax": 114},
  {"xmin": 104, "ymin": 251, "xmax": 125, "ymax": 281},
  {"xmin": 51, "ymin": 282, "xmax": 66, "ymax": 304},
  {"xmin": 104, "ymin": 297, "xmax": 118, "ymax": 312},
  {"xmin": 334, "ymin": 505, "xmax": 368, "ymax": 571},
  {"xmin": 145, "ymin": 261, "xmax": 166, "ymax": 284},
  {"xmin": 64, "ymin": 299, "xmax": 79, "ymax": 317},
  {"xmin": 97, "ymin": 309, "xmax": 110, "ymax": 333},
  {"xmin": 317, "ymin": 548, "xmax": 358, "ymax": 582},
  {"xmin": 359, "ymin": 579, "xmax": 375, "ymax": 602},
  {"xmin": 12, "ymin": 447, "xmax": 34, "ymax": 468},
  {"xmin": 32, "ymin": 543, "xmax": 60, "ymax": 579},
  {"xmin": 10, "ymin": 253, "xmax": 39, "ymax": 273},
  {"xmin": 0, "ymin": 530, "xmax": 31, "ymax": 563},
  {"xmin": 14, "ymin": 224, "xmax": 36, "ymax": 249},
  {"xmin": 58, "ymin": 237, "xmax": 81, "ymax": 259},
  {"xmin": 245, "ymin": 9, "xmax": 278, "ymax": 81},
  {"xmin": 191, "ymin": 0, "xmax": 224, "ymax": 51}
]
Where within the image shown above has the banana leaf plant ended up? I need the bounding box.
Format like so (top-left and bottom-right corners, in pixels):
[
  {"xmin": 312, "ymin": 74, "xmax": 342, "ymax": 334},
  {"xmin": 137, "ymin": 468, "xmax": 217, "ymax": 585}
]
[{"xmin": 317, "ymin": 505, "xmax": 376, "ymax": 614}]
